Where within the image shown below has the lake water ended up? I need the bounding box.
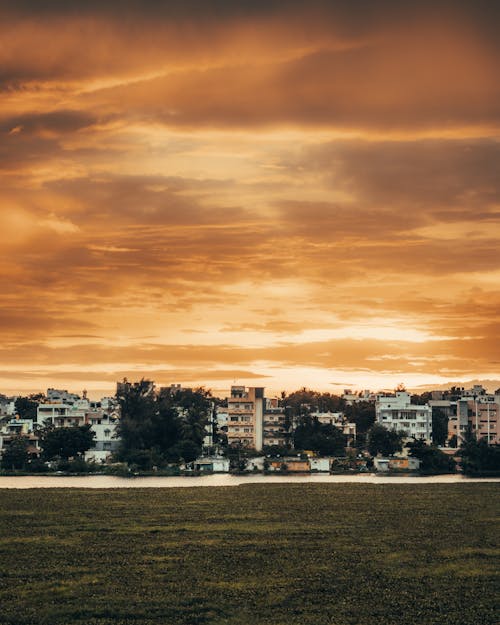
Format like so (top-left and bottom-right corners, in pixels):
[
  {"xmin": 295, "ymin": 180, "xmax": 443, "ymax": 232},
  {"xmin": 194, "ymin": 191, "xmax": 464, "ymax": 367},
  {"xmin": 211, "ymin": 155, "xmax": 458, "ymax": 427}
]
[{"xmin": 0, "ymin": 474, "xmax": 498, "ymax": 488}]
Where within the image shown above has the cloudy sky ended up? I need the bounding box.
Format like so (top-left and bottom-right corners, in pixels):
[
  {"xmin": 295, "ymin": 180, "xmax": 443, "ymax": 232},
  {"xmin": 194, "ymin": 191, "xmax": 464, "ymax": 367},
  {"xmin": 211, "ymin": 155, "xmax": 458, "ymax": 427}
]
[{"xmin": 1, "ymin": 0, "xmax": 499, "ymax": 397}]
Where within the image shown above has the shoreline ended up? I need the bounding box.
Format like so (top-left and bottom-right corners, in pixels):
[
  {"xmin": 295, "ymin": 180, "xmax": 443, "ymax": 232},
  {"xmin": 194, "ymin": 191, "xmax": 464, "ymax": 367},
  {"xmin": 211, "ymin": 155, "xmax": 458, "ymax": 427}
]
[{"xmin": 0, "ymin": 473, "xmax": 498, "ymax": 488}]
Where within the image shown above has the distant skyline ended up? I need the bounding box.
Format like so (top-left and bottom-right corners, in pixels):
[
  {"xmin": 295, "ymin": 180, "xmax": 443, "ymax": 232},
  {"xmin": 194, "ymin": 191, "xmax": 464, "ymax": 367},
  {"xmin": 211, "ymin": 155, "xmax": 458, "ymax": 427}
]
[
  {"xmin": 1, "ymin": 1, "xmax": 499, "ymax": 395},
  {"xmin": 2, "ymin": 379, "xmax": 500, "ymax": 403}
]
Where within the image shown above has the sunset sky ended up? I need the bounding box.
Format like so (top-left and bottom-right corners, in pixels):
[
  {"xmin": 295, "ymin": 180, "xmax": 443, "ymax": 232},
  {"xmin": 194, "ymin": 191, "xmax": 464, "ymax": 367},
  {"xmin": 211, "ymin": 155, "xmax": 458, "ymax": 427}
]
[{"xmin": 1, "ymin": 0, "xmax": 499, "ymax": 398}]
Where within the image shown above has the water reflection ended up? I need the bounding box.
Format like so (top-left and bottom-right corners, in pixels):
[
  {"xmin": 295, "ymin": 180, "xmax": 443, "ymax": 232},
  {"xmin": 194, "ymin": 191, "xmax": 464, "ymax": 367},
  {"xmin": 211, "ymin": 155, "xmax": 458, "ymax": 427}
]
[{"xmin": 0, "ymin": 474, "xmax": 498, "ymax": 488}]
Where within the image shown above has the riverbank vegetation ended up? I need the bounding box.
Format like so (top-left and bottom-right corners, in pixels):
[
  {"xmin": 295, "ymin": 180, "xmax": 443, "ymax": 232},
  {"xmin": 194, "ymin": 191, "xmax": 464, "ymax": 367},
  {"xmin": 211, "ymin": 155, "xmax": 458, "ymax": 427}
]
[{"xmin": 0, "ymin": 484, "xmax": 498, "ymax": 625}]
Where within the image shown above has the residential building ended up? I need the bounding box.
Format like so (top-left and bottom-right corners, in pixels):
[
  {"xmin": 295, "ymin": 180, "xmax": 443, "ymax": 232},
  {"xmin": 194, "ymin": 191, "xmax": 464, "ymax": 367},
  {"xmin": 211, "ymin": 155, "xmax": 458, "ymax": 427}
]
[
  {"xmin": 37, "ymin": 390, "xmax": 122, "ymax": 462},
  {"xmin": 46, "ymin": 388, "xmax": 80, "ymax": 405},
  {"xmin": 430, "ymin": 386, "xmax": 499, "ymax": 445},
  {"xmin": 376, "ymin": 391, "xmax": 432, "ymax": 442},
  {"xmin": 374, "ymin": 457, "xmax": 420, "ymax": 471},
  {"xmin": 85, "ymin": 413, "xmax": 120, "ymax": 463},
  {"xmin": 37, "ymin": 397, "xmax": 90, "ymax": 427},
  {"xmin": 269, "ymin": 458, "xmax": 310, "ymax": 472},
  {"xmin": 457, "ymin": 389, "xmax": 499, "ymax": 444},
  {"xmin": 194, "ymin": 456, "xmax": 230, "ymax": 473},
  {"xmin": 309, "ymin": 457, "xmax": 331, "ymax": 472},
  {"xmin": 262, "ymin": 397, "xmax": 288, "ymax": 447},
  {"xmin": 226, "ymin": 386, "xmax": 265, "ymax": 450},
  {"xmin": 0, "ymin": 417, "xmax": 40, "ymax": 459},
  {"xmin": 342, "ymin": 389, "xmax": 375, "ymax": 405}
]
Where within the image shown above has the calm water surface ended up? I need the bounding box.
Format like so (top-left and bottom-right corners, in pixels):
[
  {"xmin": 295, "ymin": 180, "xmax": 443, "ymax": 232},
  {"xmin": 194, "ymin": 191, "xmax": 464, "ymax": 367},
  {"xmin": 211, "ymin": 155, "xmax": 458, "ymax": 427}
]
[{"xmin": 0, "ymin": 474, "xmax": 498, "ymax": 488}]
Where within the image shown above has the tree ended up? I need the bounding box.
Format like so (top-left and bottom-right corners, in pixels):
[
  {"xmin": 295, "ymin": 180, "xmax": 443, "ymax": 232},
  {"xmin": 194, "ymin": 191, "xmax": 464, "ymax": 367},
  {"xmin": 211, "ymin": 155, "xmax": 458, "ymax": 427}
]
[
  {"xmin": 366, "ymin": 424, "xmax": 404, "ymax": 456},
  {"xmin": 410, "ymin": 392, "xmax": 433, "ymax": 405},
  {"xmin": 283, "ymin": 388, "xmax": 344, "ymax": 416},
  {"xmin": 176, "ymin": 439, "xmax": 200, "ymax": 464},
  {"xmin": 14, "ymin": 395, "xmax": 42, "ymax": 421},
  {"xmin": 116, "ymin": 379, "xmax": 159, "ymax": 457},
  {"xmin": 40, "ymin": 424, "xmax": 95, "ymax": 461},
  {"xmin": 344, "ymin": 401, "xmax": 375, "ymax": 435},
  {"xmin": 431, "ymin": 408, "xmax": 448, "ymax": 446},
  {"xmin": 262, "ymin": 444, "xmax": 289, "ymax": 457},
  {"xmin": 116, "ymin": 380, "xmax": 212, "ymax": 467},
  {"xmin": 1, "ymin": 436, "xmax": 29, "ymax": 470},
  {"xmin": 459, "ymin": 427, "xmax": 500, "ymax": 476},
  {"xmin": 293, "ymin": 417, "xmax": 346, "ymax": 456},
  {"xmin": 407, "ymin": 439, "xmax": 455, "ymax": 474}
]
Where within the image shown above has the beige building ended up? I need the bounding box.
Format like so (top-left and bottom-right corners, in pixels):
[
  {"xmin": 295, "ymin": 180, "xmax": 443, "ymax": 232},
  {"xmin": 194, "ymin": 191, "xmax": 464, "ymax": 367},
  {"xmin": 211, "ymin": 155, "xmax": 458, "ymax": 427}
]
[
  {"xmin": 433, "ymin": 388, "xmax": 499, "ymax": 445},
  {"xmin": 226, "ymin": 386, "xmax": 265, "ymax": 450},
  {"xmin": 454, "ymin": 394, "xmax": 499, "ymax": 444},
  {"xmin": 262, "ymin": 397, "xmax": 288, "ymax": 447}
]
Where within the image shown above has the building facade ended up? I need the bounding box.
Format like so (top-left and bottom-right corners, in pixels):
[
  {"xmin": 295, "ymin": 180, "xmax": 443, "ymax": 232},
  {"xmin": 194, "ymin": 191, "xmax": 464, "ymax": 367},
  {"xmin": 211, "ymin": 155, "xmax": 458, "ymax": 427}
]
[
  {"xmin": 226, "ymin": 386, "xmax": 265, "ymax": 450},
  {"xmin": 376, "ymin": 391, "xmax": 432, "ymax": 442}
]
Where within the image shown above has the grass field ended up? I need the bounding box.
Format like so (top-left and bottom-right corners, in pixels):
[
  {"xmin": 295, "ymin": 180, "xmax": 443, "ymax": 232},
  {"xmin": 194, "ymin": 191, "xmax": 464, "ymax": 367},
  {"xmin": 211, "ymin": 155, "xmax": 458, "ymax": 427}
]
[{"xmin": 0, "ymin": 484, "xmax": 498, "ymax": 625}]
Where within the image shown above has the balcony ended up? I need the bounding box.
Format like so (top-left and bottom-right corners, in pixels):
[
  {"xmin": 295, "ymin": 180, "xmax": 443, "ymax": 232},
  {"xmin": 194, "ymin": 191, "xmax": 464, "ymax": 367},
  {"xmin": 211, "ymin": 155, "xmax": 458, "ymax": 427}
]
[{"xmin": 228, "ymin": 419, "xmax": 253, "ymax": 427}]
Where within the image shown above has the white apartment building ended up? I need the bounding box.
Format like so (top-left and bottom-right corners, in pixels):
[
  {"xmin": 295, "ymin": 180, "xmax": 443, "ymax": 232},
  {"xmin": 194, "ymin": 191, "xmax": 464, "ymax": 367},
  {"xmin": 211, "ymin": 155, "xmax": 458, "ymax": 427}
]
[
  {"xmin": 376, "ymin": 391, "xmax": 432, "ymax": 442},
  {"xmin": 37, "ymin": 390, "xmax": 121, "ymax": 461},
  {"xmin": 37, "ymin": 397, "xmax": 91, "ymax": 427},
  {"xmin": 85, "ymin": 413, "xmax": 120, "ymax": 462},
  {"xmin": 342, "ymin": 389, "xmax": 375, "ymax": 405},
  {"xmin": 263, "ymin": 397, "xmax": 287, "ymax": 447},
  {"xmin": 46, "ymin": 388, "xmax": 80, "ymax": 405}
]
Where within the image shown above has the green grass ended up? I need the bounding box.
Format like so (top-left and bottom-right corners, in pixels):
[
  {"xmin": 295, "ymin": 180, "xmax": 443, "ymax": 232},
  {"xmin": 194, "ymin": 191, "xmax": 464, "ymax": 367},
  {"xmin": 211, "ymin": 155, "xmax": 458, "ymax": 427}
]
[{"xmin": 0, "ymin": 484, "xmax": 498, "ymax": 624}]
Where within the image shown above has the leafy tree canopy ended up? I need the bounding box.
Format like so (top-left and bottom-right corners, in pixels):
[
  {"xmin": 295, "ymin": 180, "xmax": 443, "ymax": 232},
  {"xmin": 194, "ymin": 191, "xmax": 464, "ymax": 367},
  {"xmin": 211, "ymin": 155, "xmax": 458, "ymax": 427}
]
[
  {"xmin": 293, "ymin": 416, "xmax": 347, "ymax": 456},
  {"xmin": 459, "ymin": 427, "xmax": 500, "ymax": 476},
  {"xmin": 283, "ymin": 388, "xmax": 344, "ymax": 416},
  {"xmin": 40, "ymin": 424, "xmax": 95, "ymax": 461},
  {"xmin": 116, "ymin": 380, "xmax": 212, "ymax": 468},
  {"xmin": 407, "ymin": 439, "xmax": 456, "ymax": 474},
  {"xmin": 366, "ymin": 424, "xmax": 404, "ymax": 457},
  {"xmin": 431, "ymin": 408, "xmax": 449, "ymax": 446},
  {"xmin": 1, "ymin": 435, "xmax": 30, "ymax": 470},
  {"xmin": 343, "ymin": 401, "xmax": 375, "ymax": 434},
  {"xmin": 14, "ymin": 395, "xmax": 43, "ymax": 421}
]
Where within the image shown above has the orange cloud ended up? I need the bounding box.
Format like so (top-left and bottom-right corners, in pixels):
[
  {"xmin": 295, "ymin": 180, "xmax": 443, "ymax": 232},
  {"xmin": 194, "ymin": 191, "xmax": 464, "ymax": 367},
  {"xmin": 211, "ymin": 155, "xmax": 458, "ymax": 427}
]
[{"xmin": 0, "ymin": 1, "xmax": 498, "ymax": 394}]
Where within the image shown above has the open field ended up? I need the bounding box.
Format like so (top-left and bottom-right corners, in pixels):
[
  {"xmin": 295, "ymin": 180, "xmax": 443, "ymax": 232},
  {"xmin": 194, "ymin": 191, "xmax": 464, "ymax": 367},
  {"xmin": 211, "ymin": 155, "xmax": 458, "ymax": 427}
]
[{"xmin": 0, "ymin": 484, "xmax": 498, "ymax": 625}]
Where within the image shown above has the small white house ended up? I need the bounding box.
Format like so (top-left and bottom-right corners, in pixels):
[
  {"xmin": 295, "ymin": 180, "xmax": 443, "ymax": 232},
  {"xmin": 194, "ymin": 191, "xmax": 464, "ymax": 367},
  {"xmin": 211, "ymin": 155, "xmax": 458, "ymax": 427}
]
[
  {"xmin": 247, "ymin": 456, "xmax": 266, "ymax": 471},
  {"xmin": 309, "ymin": 457, "xmax": 331, "ymax": 472},
  {"xmin": 194, "ymin": 456, "xmax": 230, "ymax": 473},
  {"xmin": 373, "ymin": 457, "xmax": 390, "ymax": 472}
]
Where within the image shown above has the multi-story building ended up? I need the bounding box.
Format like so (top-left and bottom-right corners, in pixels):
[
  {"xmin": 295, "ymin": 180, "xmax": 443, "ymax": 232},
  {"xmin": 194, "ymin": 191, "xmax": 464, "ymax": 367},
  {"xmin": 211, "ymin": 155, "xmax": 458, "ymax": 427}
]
[
  {"xmin": 342, "ymin": 389, "xmax": 375, "ymax": 405},
  {"xmin": 0, "ymin": 416, "xmax": 40, "ymax": 460},
  {"xmin": 376, "ymin": 391, "xmax": 432, "ymax": 442},
  {"xmin": 455, "ymin": 388, "xmax": 499, "ymax": 444},
  {"xmin": 430, "ymin": 386, "xmax": 499, "ymax": 445},
  {"xmin": 46, "ymin": 388, "xmax": 80, "ymax": 405},
  {"xmin": 262, "ymin": 397, "xmax": 287, "ymax": 447},
  {"xmin": 85, "ymin": 413, "xmax": 120, "ymax": 462},
  {"xmin": 37, "ymin": 390, "xmax": 121, "ymax": 461},
  {"xmin": 226, "ymin": 386, "xmax": 265, "ymax": 450},
  {"xmin": 37, "ymin": 397, "xmax": 90, "ymax": 427}
]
